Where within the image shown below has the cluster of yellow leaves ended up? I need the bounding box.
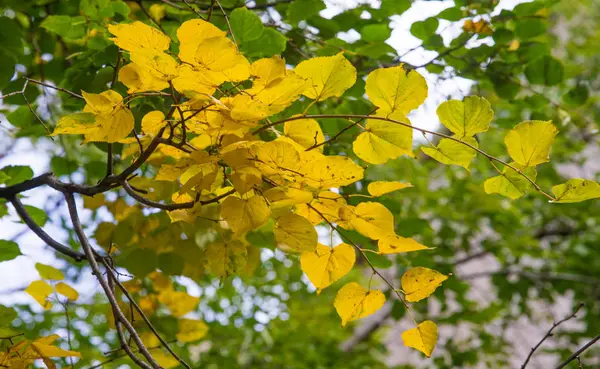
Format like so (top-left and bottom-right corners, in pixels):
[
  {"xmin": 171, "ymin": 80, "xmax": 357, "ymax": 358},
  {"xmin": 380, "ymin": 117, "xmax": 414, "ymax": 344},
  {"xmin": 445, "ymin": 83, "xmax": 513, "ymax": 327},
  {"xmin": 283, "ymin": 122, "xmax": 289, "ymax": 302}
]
[
  {"xmin": 47, "ymin": 16, "xmax": 600, "ymax": 361},
  {"xmin": 25, "ymin": 263, "xmax": 79, "ymax": 310},
  {"xmin": 0, "ymin": 334, "xmax": 81, "ymax": 368}
]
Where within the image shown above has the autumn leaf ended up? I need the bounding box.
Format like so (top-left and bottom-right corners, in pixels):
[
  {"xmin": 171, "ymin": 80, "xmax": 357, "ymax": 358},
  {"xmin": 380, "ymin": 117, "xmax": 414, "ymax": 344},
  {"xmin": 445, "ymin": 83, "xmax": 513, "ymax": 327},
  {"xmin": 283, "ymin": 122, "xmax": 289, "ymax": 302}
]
[
  {"xmin": 484, "ymin": 163, "xmax": 537, "ymax": 200},
  {"xmin": 176, "ymin": 319, "xmax": 209, "ymax": 343},
  {"xmin": 274, "ymin": 213, "xmax": 318, "ymax": 252},
  {"xmin": 36, "ymin": 263, "xmax": 64, "ymax": 280},
  {"xmin": 402, "ymin": 320, "xmax": 439, "ymax": 357},
  {"xmin": 504, "ymin": 120, "xmax": 558, "ymax": 167},
  {"xmin": 436, "ymin": 96, "xmax": 494, "ymax": 138},
  {"xmin": 295, "ymin": 52, "xmax": 357, "ymax": 101},
  {"xmin": 25, "ymin": 280, "xmax": 53, "ymax": 310},
  {"xmin": 353, "ymin": 110, "xmax": 414, "ymax": 164},
  {"xmin": 378, "ymin": 235, "xmax": 429, "ymax": 254},
  {"xmin": 221, "ymin": 195, "xmax": 271, "ymax": 235},
  {"xmin": 551, "ymin": 179, "xmax": 600, "ymax": 203},
  {"xmin": 205, "ymin": 241, "xmax": 248, "ymax": 278},
  {"xmin": 421, "ymin": 137, "xmax": 478, "ymax": 170},
  {"xmin": 366, "ymin": 64, "xmax": 428, "ymax": 115},
  {"xmin": 401, "ymin": 267, "xmax": 449, "ymax": 302},
  {"xmin": 334, "ymin": 282, "xmax": 385, "ymax": 327},
  {"xmin": 349, "ymin": 202, "xmax": 395, "ymax": 240},
  {"xmin": 301, "ymin": 243, "xmax": 355, "ymax": 294},
  {"xmin": 55, "ymin": 282, "xmax": 79, "ymax": 301},
  {"xmin": 367, "ymin": 181, "xmax": 413, "ymax": 197}
]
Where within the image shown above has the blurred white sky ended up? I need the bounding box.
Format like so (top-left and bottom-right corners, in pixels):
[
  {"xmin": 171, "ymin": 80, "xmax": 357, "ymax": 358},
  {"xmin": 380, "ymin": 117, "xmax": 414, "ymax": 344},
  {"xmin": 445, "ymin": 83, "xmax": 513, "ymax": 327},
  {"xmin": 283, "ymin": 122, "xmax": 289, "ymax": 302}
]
[{"xmin": 0, "ymin": 0, "xmax": 531, "ymax": 312}]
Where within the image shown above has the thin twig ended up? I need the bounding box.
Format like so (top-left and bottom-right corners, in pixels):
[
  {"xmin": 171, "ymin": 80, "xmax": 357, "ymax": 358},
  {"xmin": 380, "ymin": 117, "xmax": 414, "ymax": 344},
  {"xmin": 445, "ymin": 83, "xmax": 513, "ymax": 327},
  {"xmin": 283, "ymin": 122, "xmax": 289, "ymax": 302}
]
[
  {"xmin": 25, "ymin": 77, "xmax": 83, "ymax": 99},
  {"xmin": 521, "ymin": 303, "xmax": 584, "ymax": 369},
  {"xmin": 555, "ymin": 333, "xmax": 600, "ymax": 369}
]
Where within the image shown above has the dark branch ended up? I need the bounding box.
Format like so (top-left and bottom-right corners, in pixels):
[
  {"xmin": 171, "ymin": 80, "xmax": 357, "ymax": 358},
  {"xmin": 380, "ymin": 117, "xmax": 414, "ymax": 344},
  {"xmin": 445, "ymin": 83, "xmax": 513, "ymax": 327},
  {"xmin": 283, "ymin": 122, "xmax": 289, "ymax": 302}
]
[
  {"xmin": 555, "ymin": 333, "xmax": 600, "ymax": 369},
  {"xmin": 9, "ymin": 196, "xmax": 85, "ymax": 261},
  {"xmin": 521, "ymin": 303, "xmax": 584, "ymax": 369},
  {"xmin": 65, "ymin": 193, "xmax": 161, "ymax": 369}
]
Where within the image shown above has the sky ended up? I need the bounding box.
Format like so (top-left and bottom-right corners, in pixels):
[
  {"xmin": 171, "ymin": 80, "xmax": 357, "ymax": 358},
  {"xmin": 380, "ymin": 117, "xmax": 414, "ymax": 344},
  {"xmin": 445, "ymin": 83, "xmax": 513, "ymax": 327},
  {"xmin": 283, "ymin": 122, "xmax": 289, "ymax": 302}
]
[{"xmin": 0, "ymin": 0, "xmax": 532, "ymax": 325}]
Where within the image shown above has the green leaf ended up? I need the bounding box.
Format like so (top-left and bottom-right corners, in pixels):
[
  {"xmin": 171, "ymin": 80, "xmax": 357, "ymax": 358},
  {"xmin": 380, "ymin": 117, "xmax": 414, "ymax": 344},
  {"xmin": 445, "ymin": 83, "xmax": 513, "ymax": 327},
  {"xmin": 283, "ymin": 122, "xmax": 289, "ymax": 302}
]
[
  {"xmin": 360, "ymin": 24, "xmax": 391, "ymax": 42},
  {"xmin": 241, "ymin": 28, "xmax": 287, "ymax": 58},
  {"xmin": 230, "ymin": 7, "xmax": 264, "ymax": 44},
  {"xmin": 515, "ymin": 18, "xmax": 546, "ymax": 40},
  {"xmin": 81, "ymin": 0, "xmax": 115, "ymax": 20},
  {"xmin": 364, "ymin": 250, "xmax": 392, "ymax": 269},
  {"xmin": 0, "ymin": 165, "xmax": 33, "ymax": 186},
  {"xmin": 287, "ymin": 0, "xmax": 326, "ymax": 24},
  {"xmin": 0, "ymin": 304, "xmax": 17, "ymax": 334},
  {"xmin": 378, "ymin": 0, "xmax": 411, "ymax": 17},
  {"xmin": 563, "ymin": 85, "xmax": 589, "ymax": 106},
  {"xmin": 525, "ymin": 56, "xmax": 563, "ymax": 86},
  {"xmin": 438, "ymin": 7, "xmax": 463, "ymax": 21},
  {"xmin": 24, "ymin": 205, "xmax": 48, "ymax": 227},
  {"xmin": 410, "ymin": 18, "xmax": 438, "ymax": 41},
  {"xmin": 551, "ymin": 179, "xmax": 600, "ymax": 203},
  {"xmin": 0, "ymin": 17, "xmax": 23, "ymax": 58},
  {"xmin": 121, "ymin": 248, "xmax": 158, "ymax": 276},
  {"xmin": 0, "ymin": 52, "xmax": 16, "ymax": 89},
  {"xmin": 158, "ymin": 252, "xmax": 185, "ymax": 276},
  {"xmin": 41, "ymin": 15, "xmax": 87, "ymax": 40},
  {"xmin": 0, "ymin": 240, "xmax": 21, "ymax": 262}
]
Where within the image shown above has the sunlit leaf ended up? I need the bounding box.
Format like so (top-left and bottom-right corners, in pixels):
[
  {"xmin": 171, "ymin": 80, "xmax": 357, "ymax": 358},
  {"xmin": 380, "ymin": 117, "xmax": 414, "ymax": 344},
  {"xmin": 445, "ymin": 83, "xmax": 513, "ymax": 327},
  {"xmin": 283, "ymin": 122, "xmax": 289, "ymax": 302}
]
[
  {"xmin": 551, "ymin": 179, "xmax": 600, "ymax": 203},
  {"xmin": 301, "ymin": 243, "xmax": 355, "ymax": 294},
  {"xmin": 401, "ymin": 267, "xmax": 449, "ymax": 302},
  {"xmin": 334, "ymin": 282, "xmax": 385, "ymax": 327},
  {"xmin": 504, "ymin": 120, "xmax": 558, "ymax": 167},
  {"xmin": 402, "ymin": 320, "xmax": 438, "ymax": 357}
]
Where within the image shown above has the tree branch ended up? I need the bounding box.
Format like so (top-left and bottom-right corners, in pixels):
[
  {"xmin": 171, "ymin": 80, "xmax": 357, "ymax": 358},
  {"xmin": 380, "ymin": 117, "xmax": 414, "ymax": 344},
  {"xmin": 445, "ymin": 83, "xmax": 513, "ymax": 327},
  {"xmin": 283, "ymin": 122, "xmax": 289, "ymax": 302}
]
[
  {"xmin": 9, "ymin": 196, "xmax": 86, "ymax": 261},
  {"xmin": 555, "ymin": 333, "xmax": 600, "ymax": 369},
  {"xmin": 521, "ymin": 303, "xmax": 584, "ymax": 369},
  {"xmin": 65, "ymin": 193, "xmax": 161, "ymax": 369}
]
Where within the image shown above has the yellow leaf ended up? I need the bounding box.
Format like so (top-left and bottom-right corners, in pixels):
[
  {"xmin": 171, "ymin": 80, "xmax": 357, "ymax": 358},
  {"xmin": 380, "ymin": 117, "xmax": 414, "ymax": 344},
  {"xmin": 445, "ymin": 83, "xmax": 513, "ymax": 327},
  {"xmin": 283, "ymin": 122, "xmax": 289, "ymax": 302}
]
[
  {"xmin": 130, "ymin": 49, "xmax": 178, "ymax": 82},
  {"xmin": 401, "ymin": 267, "xmax": 448, "ymax": 302},
  {"xmin": 55, "ymin": 282, "xmax": 79, "ymax": 301},
  {"xmin": 484, "ymin": 163, "xmax": 537, "ymax": 200},
  {"xmin": 504, "ymin": 120, "xmax": 558, "ymax": 167},
  {"xmin": 274, "ymin": 213, "xmax": 318, "ymax": 252},
  {"xmin": 36, "ymin": 263, "xmax": 64, "ymax": 280},
  {"xmin": 230, "ymin": 167, "xmax": 262, "ymax": 195},
  {"xmin": 81, "ymin": 90, "xmax": 134, "ymax": 143},
  {"xmin": 250, "ymin": 56, "xmax": 286, "ymax": 89},
  {"xmin": 251, "ymin": 140, "xmax": 301, "ymax": 178},
  {"xmin": 158, "ymin": 290, "xmax": 199, "ymax": 317},
  {"xmin": 436, "ymin": 96, "xmax": 493, "ymax": 138},
  {"xmin": 367, "ymin": 181, "xmax": 413, "ymax": 197},
  {"xmin": 295, "ymin": 52, "xmax": 357, "ymax": 101},
  {"xmin": 551, "ymin": 179, "xmax": 600, "ymax": 203},
  {"xmin": 108, "ymin": 21, "xmax": 170, "ymax": 53},
  {"xmin": 295, "ymin": 191, "xmax": 346, "ymax": 225},
  {"xmin": 25, "ymin": 280, "xmax": 53, "ymax": 310},
  {"xmin": 301, "ymin": 243, "xmax": 355, "ymax": 294},
  {"xmin": 463, "ymin": 19, "xmax": 493, "ymax": 35},
  {"xmin": 378, "ymin": 235, "xmax": 429, "ymax": 254},
  {"xmin": 221, "ymin": 195, "xmax": 271, "ymax": 235},
  {"xmin": 230, "ymin": 71, "xmax": 306, "ymax": 121},
  {"xmin": 205, "ymin": 241, "xmax": 247, "ymax": 278},
  {"xmin": 353, "ymin": 111, "xmax": 413, "ymax": 164},
  {"xmin": 31, "ymin": 342, "xmax": 81, "ymax": 358},
  {"xmin": 401, "ymin": 320, "xmax": 438, "ymax": 357},
  {"xmin": 366, "ymin": 65, "xmax": 428, "ymax": 115},
  {"xmin": 176, "ymin": 319, "xmax": 209, "ymax": 343},
  {"xmin": 119, "ymin": 62, "xmax": 169, "ymax": 93},
  {"xmin": 177, "ymin": 19, "xmax": 227, "ymax": 65},
  {"xmin": 51, "ymin": 113, "xmax": 100, "ymax": 141},
  {"xmin": 152, "ymin": 350, "xmax": 180, "ymax": 369},
  {"xmin": 333, "ymin": 282, "xmax": 385, "ymax": 327},
  {"xmin": 264, "ymin": 187, "xmax": 313, "ymax": 209},
  {"xmin": 298, "ymin": 153, "xmax": 364, "ymax": 189},
  {"xmin": 141, "ymin": 111, "xmax": 166, "ymax": 136},
  {"xmin": 284, "ymin": 118, "xmax": 324, "ymax": 151},
  {"xmin": 171, "ymin": 64, "xmax": 218, "ymax": 98},
  {"xmin": 350, "ymin": 202, "xmax": 395, "ymax": 240},
  {"xmin": 149, "ymin": 4, "xmax": 166, "ymax": 22},
  {"xmin": 421, "ymin": 137, "xmax": 478, "ymax": 170}
]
